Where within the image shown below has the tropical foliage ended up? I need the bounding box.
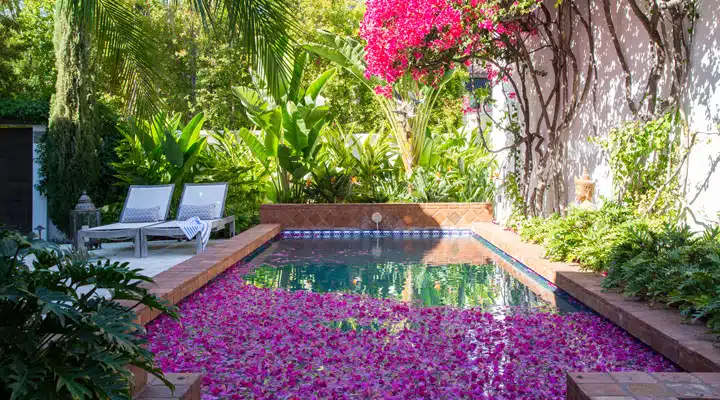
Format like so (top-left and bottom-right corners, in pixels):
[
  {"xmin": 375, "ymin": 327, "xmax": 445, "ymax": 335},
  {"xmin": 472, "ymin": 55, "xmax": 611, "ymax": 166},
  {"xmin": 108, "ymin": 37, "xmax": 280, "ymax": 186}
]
[
  {"xmin": 113, "ymin": 113, "xmax": 207, "ymax": 188},
  {"xmin": 592, "ymin": 112, "xmax": 683, "ymax": 213},
  {"xmin": 518, "ymin": 205, "xmax": 720, "ymax": 336},
  {"xmin": 0, "ymin": 229, "xmax": 177, "ymax": 399},
  {"xmin": 198, "ymin": 131, "xmax": 266, "ymax": 231},
  {"xmin": 518, "ymin": 202, "xmax": 663, "ymax": 273},
  {"xmin": 233, "ymin": 52, "xmax": 336, "ymax": 203},
  {"xmin": 603, "ymin": 225, "xmax": 720, "ymax": 334},
  {"xmin": 306, "ymin": 30, "xmax": 458, "ymax": 174}
]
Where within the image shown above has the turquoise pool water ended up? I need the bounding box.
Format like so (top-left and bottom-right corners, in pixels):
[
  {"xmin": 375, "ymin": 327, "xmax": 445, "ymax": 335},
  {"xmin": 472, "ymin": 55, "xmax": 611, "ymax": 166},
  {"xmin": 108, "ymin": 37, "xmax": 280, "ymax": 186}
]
[{"xmin": 240, "ymin": 234, "xmax": 585, "ymax": 313}]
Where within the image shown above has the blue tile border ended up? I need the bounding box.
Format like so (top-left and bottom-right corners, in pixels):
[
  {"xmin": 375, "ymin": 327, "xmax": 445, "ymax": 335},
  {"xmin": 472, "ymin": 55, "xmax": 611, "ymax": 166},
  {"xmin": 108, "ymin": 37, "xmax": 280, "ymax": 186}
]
[{"xmin": 280, "ymin": 229, "xmax": 474, "ymax": 239}]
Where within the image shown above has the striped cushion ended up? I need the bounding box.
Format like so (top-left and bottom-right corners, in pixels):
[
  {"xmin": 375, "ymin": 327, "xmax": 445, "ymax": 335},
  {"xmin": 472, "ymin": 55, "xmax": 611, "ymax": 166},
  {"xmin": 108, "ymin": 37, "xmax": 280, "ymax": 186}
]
[
  {"xmin": 177, "ymin": 203, "xmax": 216, "ymax": 221},
  {"xmin": 121, "ymin": 206, "xmax": 161, "ymax": 223}
]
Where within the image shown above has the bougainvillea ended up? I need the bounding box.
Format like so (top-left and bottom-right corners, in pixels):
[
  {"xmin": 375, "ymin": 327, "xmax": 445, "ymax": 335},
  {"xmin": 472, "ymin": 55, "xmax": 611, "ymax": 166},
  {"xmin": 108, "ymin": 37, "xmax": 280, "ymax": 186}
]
[
  {"xmin": 360, "ymin": 0, "xmax": 540, "ymax": 86},
  {"xmin": 147, "ymin": 265, "xmax": 678, "ymax": 399}
]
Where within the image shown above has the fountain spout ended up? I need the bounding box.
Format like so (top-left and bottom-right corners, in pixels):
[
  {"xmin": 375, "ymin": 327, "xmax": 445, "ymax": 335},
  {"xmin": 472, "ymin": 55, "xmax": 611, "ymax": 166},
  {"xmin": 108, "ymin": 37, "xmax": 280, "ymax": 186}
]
[{"xmin": 371, "ymin": 212, "xmax": 383, "ymax": 233}]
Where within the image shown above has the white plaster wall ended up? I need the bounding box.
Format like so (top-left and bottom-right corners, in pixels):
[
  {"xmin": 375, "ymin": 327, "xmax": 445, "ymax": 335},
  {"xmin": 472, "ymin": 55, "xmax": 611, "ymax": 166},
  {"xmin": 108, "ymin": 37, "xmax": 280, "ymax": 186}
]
[
  {"xmin": 682, "ymin": 0, "xmax": 720, "ymax": 227},
  {"xmin": 489, "ymin": 0, "xmax": 720, "ymax": 226}
]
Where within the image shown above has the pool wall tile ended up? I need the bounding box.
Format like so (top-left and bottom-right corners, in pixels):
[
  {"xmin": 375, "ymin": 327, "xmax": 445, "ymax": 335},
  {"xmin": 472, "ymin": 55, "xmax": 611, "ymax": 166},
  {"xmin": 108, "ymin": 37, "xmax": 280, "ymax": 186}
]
[{"xmin": 260, "ymin": 203, "xmax": 493, "ymax": 230}]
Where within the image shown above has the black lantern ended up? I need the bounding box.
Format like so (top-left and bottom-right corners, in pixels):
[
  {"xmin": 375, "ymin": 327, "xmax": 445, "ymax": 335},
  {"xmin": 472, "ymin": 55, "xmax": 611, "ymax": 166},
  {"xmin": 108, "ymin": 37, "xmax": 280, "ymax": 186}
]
[{"xmin": 70, "ymin": 191, "xmax": 102, "ymax": 249}]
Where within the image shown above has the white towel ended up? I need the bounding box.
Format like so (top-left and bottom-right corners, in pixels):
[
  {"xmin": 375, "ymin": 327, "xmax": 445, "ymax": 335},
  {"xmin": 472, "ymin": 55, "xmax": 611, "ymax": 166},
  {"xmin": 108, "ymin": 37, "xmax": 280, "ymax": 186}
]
[{"xmin": 177, "ymin": 217, "xmax": 211, "ymax": 250}]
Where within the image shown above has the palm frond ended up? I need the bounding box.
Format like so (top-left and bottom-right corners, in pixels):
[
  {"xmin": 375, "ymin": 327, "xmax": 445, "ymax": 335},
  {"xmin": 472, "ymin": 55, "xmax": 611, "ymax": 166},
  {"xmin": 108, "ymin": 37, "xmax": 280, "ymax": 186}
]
[
  {"xmin": 92, "ymin": 0, "xmax": 170, "ymax": 117},
  {"xmin": 191, "ymin": 0, "xmax": 300, "ymax": 101}
]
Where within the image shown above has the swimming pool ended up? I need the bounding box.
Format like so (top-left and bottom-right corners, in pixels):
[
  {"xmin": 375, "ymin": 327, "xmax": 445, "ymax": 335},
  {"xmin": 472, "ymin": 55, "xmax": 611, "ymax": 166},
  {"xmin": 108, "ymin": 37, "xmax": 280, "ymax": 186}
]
[
  {"xmin": 146, "ymin": 230, "xmax": 679, "ymax": 399},
  {"xmin": 242, "ymin": 233, "xmax": 584, "ymax": 314}
]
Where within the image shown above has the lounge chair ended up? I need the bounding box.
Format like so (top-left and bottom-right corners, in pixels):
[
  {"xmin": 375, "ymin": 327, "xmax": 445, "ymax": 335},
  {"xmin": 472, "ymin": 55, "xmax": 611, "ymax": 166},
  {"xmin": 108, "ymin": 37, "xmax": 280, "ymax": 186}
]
[
  {"xmin": 140, "ymin": 183, "xmax": 235, "ymax": 257},
  {"xmin": 76, "ymin": 184, "xmax": 175, "ymax": 258}
]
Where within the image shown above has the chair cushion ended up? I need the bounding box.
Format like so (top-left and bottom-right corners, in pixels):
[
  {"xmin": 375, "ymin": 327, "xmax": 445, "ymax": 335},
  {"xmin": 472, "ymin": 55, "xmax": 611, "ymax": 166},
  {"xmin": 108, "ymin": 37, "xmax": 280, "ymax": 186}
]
[
  {"xmin": 177, "ymin": 204, "xmax": 217, "ymax": 221},
  {"xmin": 122, "ymin": 206, "xmax": 161, "ymax": 223}
]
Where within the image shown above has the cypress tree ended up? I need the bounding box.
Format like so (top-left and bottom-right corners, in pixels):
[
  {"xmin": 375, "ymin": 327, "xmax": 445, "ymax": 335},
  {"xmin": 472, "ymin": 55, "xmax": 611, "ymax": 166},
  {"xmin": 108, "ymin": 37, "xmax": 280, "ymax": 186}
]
[{"xmin": 38, "ymin": 4, "xmax": 100, "ymax": 235}]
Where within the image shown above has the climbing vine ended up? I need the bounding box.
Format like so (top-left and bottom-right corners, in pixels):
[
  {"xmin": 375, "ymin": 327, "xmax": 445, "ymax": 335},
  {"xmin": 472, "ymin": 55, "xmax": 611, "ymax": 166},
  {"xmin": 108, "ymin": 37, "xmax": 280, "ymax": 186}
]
[
  {"xmin": 592, "ymin": 112, "xmax": 687, "ymax": 215},
  {"xmin": 361, "ymin": 0, "xmax": 699, "ymax": 218}
]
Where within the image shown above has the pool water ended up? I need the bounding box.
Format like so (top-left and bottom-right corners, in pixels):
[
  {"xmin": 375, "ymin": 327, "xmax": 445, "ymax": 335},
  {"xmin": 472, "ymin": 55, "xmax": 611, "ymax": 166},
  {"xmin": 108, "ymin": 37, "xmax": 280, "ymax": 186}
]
[
  {"xmin": 146, "ymin": 233, "xmax": 680, "ymax": 399},
  {"xmin": 242, "ymin": 235, "xmax": 583, "ymax": 313}
]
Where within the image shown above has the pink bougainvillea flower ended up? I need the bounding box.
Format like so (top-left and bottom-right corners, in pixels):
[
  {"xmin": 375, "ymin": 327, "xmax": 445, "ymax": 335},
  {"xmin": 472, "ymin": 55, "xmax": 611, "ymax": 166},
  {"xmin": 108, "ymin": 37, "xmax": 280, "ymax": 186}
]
[
  {"xmin": 373, "ymin": 85, "xmax": 393, "ymax": 99},
  {"xmin": 147, "ymin": 264, "xmax": 679, "ymax": 399},
  {"xmin": 361, "ymin": 0, "xmax": 540, "ymax": 85}
]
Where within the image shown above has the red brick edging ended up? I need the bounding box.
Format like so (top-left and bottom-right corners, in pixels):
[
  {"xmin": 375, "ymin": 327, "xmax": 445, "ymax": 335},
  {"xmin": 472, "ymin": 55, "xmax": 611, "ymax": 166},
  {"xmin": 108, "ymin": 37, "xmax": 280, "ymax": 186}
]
[
  {"xmin": 132, "ymin": 224, "xmax": 282, "ymax": 326},
  {"xmin": 472, "ymin": 222, "xmax": 720, "ymax": 372},
  {"xmin": 567, "ymin": 371, "xmax": 720, "ymax": 399},
  {"xmin": 128, "ymin": 224, "xmax": 282, "ymax": 397}
]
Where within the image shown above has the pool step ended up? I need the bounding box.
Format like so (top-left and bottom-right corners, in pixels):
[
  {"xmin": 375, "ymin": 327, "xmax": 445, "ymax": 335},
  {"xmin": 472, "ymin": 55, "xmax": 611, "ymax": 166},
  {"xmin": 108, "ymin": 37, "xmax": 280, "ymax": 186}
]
[{"xmin": 134, "ymin": 373, "xmax": 202, "ymax": 400}]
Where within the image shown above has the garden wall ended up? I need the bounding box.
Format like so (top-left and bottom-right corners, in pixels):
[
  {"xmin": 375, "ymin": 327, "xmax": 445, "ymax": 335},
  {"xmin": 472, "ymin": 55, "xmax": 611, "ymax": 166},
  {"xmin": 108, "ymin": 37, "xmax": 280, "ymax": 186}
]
[
  {"xmin": 259, "ymin": 203, "xmax": 493, "ymax": 230},
  {"xmin": 488, "ymin": 0, "xmax": 720, "ymax": 227}
]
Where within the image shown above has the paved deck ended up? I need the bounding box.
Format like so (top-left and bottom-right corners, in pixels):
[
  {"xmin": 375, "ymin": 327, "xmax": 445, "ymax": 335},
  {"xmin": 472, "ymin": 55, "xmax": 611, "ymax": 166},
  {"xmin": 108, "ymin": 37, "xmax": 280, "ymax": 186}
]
[{"xmin": 89, "ymin": 240, "xmax": 229, "ymax": 277}]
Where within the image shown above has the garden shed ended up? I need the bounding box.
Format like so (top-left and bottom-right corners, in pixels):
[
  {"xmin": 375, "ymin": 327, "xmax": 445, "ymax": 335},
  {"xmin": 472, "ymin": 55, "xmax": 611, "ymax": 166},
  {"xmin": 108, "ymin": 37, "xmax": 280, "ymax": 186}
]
[{"xmin": 0, "ymin": 122, "xmax": 47, "ymax": 237}]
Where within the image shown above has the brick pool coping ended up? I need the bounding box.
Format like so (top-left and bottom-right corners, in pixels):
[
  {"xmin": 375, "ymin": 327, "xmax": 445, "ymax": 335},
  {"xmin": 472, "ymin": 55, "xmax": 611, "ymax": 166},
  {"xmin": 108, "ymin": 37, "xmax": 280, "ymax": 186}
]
[
  {"xmin": 567, "ymin": 371, "xmax": 720, "ymax": 399},
  {"xmin": 130, "ymin": 224, "xmax": 282, "ymax": 326},
  {"xmin": 472, "ymin": 222, "xmax": 720, "ymax": 373}
]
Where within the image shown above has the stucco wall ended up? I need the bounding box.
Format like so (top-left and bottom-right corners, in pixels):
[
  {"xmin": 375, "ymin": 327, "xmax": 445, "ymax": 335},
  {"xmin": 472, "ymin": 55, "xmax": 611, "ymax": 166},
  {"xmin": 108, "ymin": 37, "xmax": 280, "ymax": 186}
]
[{"xmin": 489, "ymin": 0, "xmax": 720, "ymax": 227}]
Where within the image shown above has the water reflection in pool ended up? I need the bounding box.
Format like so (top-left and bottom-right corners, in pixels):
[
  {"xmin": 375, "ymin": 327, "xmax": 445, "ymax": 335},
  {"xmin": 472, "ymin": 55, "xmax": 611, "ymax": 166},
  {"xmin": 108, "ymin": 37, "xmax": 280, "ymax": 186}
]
[{"xmin": 240, "ymin": 236, "xmax": 585, "ymax": 313}]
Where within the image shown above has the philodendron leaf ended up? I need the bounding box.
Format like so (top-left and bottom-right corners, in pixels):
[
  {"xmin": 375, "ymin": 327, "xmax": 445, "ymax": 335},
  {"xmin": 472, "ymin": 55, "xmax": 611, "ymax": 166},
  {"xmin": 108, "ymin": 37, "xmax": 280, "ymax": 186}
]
[
  {"xmin": 35, "ymin": 288, "xmax": 81, "ymax": 326},
  {"xmin": 57, "ymin": 372, "xmax": 93, "ymax": 399},
  {"xmin": 0, "ymin": 237, "xmax": 19, "ymax": 257},
  {"xmin": 162, "ymin": 132, "xmax": 184, "ymax": 168},
  {"xmin": 178, "ymin": 113, "xmax": 205, "ymax": 152}
]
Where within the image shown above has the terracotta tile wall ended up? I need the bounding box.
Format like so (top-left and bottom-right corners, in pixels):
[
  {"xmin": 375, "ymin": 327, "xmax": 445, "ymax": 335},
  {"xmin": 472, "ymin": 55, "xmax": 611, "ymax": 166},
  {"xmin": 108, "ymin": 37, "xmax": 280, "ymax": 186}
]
[{"xmin": 260, "ymin": 203, "xmax": 493, "ymax": 230}]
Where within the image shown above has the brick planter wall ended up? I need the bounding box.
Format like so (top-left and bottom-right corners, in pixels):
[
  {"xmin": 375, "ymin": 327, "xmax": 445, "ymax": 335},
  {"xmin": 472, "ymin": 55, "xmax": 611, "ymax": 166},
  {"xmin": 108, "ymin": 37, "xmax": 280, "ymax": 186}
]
[{"xmin": 260, "ymin": 203, "xmax": 494, "ymax": 230}]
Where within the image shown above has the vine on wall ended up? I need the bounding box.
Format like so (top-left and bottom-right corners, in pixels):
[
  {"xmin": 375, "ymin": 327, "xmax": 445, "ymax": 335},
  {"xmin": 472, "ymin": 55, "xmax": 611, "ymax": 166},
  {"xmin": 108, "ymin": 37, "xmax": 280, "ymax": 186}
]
[
  {"xmin": 591, "ymin": 112, "xmax": 687, "ymax": 216},
  {"xmin": 360, "ymin": 0, "xmax": 699, "ymax": 218}
]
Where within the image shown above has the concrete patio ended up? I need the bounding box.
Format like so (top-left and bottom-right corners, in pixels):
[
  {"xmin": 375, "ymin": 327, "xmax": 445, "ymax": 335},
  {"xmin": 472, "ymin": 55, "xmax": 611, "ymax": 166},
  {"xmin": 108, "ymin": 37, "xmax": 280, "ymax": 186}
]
[{"xmin": 88, "ymin": 239, "xmax": 230, "ymax": 277}]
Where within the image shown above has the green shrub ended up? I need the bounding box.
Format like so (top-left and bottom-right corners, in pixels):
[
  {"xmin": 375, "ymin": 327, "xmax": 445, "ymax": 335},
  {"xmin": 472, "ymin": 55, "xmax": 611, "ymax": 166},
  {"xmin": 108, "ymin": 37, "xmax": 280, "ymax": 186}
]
[
  {"xmin": 602, "ymin": 225, "xmax": 720, "ymax": 334},
  {"xmin": 0, "ymin": 230, "xmax": 177, "ymax": 399},
  {"xmin": 113, "ymin": 113, "xmax": 207, "ymax": 188},
  {"xmin": 304, "ymin": 165, "xmax": 354, "ymax": 203},
  {"xmin": 592, "ymin": 112, "xmax": 681, "ymax": 213},
  {"xmin": 0, "ymin": 98, "xmax": 49, "ymax": 123},
  {"xmin": 517, "ymin": 202, "xmax": 661, "ymax": 273},
  {"xmin": 517, "ymin": 204, "xmax": 720, "ymax": 336},
  {"xmin": 233, "ymin": 52, "xmax": 336, "ymax": 204},
  {"xmin": 408, "ymin": 167, "xmax": 452, "ymax": 203},
  {"xmin": 36, "ymin": 101, "xmax": 122, "ymax": 236},
  {"xmin": 199, "ymin": 130, "xmax": 266, "ymax": 232}
]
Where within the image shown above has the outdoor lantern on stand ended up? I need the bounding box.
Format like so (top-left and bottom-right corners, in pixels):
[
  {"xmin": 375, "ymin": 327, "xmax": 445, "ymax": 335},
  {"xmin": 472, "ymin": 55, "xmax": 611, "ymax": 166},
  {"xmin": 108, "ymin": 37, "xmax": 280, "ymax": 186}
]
[{"xmin": 70, "ymin": 191, "xmax": 102, "ymax": 249}]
